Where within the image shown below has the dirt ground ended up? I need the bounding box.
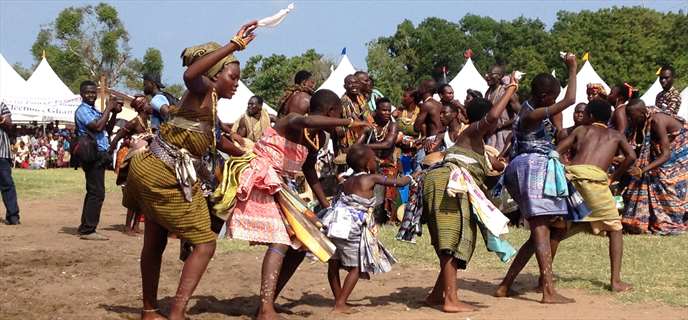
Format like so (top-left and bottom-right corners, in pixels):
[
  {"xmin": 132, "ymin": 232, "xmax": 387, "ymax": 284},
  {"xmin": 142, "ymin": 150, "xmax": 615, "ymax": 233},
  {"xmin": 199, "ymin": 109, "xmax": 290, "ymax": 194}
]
[{"xmin": 1, "ymin": 193, "xmax": 686, "ymax": 320}]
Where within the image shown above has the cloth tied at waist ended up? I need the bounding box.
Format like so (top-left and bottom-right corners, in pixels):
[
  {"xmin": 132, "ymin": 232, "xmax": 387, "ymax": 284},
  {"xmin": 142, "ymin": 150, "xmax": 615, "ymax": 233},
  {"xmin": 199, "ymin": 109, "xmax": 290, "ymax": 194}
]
[
  {"xmin": 149, "ymin": 135, "xmax": 202, "ymax": 202},
  {"xmin": 544, "ymin": 150, "xmax": 568, "ymax": 197}
]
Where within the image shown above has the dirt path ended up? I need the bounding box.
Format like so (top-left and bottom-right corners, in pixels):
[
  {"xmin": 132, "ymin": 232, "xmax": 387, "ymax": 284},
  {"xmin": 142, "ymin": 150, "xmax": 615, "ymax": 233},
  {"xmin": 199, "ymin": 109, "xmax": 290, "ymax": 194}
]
[{"xmin": 1, "ymin": 192, "xmax": 686, "ymax": 320}]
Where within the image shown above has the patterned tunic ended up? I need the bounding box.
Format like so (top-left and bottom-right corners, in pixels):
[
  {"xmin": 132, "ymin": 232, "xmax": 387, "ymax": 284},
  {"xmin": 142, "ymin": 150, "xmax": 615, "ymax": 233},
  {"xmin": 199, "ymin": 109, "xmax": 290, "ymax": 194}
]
[{"xmin": 655, "ymin": 87, "xmax": 682, "ymax": 115}]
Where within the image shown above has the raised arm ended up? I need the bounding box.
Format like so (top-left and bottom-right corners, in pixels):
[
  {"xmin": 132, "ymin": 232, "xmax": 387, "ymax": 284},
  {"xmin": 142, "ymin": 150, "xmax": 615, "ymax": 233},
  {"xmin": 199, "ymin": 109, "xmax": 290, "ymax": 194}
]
[
  {"xmin": 85, "ymin": 99, "xmax": 115, "ymax": 133},
  {"xmin": 370, "ymin": 174, "xmax": 412, "ymax": 187},
  {"xmin": 523, "ymin": 54, "xmax": 578, "ymax": 125},
  {"xmin": 108, "ymin": 120, "xmax": 137, "ymax": 152},
  {"xmin": 611, "ymin": 135, "xmax": 637, "ymax": 183},
  {"xmin": 183, "ymin": 21, "xmax": 257, "ymax": 94},
  {"xmin": 303, "ymin": 151, "xmax": 330, "ymax": 208},
  {"xmin": 288, "ymin": 115, "xmax": 371, "ymax": 131},
  {"xmin": 479, "ymin": 76, "xmax": 519, "ymax": 135}
]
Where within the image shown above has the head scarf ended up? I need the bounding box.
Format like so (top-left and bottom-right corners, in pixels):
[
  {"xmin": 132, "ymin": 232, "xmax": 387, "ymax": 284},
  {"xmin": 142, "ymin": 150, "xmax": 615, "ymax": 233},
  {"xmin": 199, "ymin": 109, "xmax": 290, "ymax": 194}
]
[
  {"xmin": 586, "ymin": 83, "xmax": 608, "ymax": 97},
  {"xmin": 181, "ymin": 42, "xmax": 238, "ymax": 79}
]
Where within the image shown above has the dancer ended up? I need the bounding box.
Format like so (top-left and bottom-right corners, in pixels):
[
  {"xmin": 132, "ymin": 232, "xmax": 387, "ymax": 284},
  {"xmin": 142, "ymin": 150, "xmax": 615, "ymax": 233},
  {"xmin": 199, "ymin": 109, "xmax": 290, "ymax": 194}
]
[
  {"xmin": 423, "ymin": 73, "xmax": 519, "ymax": 313},
  {"xmin": 320, "ymin": 144, "xmax": 408, "ymax": 313},
  {"xmin": 221, "ymin": 89, "xmax": 372, "ymax": 320},
  {"xmin": 496, "ymin": 53, "xmax": 579, "ymax": 304},
  {"xmin": 125, "ymin": 22, "xmax": 257, "ymax": 320},
  {"xmin": 277, "ymin": 70, "xmax": 315, "ymax": 117},
  {"xmin": 622, "ymin": 99, "xmax": 688, "ymax": 234}
]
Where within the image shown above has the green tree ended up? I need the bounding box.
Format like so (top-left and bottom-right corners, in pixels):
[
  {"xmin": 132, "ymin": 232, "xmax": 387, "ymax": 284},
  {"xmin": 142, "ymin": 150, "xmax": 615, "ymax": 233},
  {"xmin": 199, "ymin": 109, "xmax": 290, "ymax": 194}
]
[
  {"xmin": 164, "ymin": 83, "xmax": 186, "ymax": 99},
  {"xmin": 123, "ymin": 47, "xmax": 164, "ymax": 91},
  {"xmin": 12, "ymin": 63, "xmax": 32, "ymax": 80},
  {"xmin": 242, "ymin": 49, "xmax": 333, "ymax": 106},
  {"xmin": 30, "ymin": 3, "xmax": 131, "ymax": 92}
]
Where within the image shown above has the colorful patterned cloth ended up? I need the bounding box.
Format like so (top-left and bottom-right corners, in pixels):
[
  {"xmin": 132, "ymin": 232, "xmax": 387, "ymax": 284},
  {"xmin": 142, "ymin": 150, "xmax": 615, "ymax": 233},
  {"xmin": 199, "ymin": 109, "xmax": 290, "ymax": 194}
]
[
  {"xmin": 227, "ymin": 127, "xmax": 309, "ymax": 246},
  {"xmin": 566, "ymin": 165, "xmax": 622, "ymax": 234},
  {"xmin": 655, "ymin": 87, "xmax": 682, "ymax": 115},
  {"xmin": 622, "ymin": 108, "xmax": 688, "ymax": 234},
  {"xmin": 320, "ymin": 192, "xmax": 396, "ymax": 277}
]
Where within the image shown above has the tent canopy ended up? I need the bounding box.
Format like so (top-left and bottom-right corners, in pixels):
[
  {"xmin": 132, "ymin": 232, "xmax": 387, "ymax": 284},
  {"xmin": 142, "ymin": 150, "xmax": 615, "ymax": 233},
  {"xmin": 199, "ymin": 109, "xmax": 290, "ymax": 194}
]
[
  {"xmin": 26, "ymin": 57, "xmax": 75, "ymax": 98},
  {"xmin": 318, "ymin": 53, "xmax": 356, "ymax": 97},
  {"xmin": 559, "ymin": 61, "xmax": 610, "ymax": 128},
  {"xmin": 448, "ymin": 58, "xmax": 488, "ymax": 104},
  {"xmin": 678, "ymin": 87, "xmax": 688, "ymax": 119},
  {"xmin": 217, "ymin": 80, "xmax": 276, "ymax": 124},
  {"xmin": 640, "ymin": 77, "xmax": 662, "ymax": 106}
]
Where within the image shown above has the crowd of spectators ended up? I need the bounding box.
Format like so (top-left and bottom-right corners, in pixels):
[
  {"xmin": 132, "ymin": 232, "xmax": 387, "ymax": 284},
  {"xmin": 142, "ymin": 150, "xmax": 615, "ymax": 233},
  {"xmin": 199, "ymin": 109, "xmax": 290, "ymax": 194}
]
[{"xmin": 10, "ymin": 124, "xmax": 75, "ymax": 169}]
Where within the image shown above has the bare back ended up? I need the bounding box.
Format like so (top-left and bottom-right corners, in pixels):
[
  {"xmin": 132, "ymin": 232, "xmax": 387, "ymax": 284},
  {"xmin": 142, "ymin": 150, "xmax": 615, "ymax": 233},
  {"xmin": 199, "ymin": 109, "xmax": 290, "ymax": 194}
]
[
  {"xmin": 569, "ymin": 125, "xmax": 623, "ymax": 170},
  {"xmin": 422, "ymin": 99, "xmax": 443, "ymax": 136}
]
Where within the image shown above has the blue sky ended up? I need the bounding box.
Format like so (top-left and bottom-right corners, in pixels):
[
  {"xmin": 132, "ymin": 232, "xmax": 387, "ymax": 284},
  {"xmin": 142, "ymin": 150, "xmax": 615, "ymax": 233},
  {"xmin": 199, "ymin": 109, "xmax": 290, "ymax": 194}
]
[{"xmin": 1, "ymin": 1, "xmax": 685, "ymax": 86}]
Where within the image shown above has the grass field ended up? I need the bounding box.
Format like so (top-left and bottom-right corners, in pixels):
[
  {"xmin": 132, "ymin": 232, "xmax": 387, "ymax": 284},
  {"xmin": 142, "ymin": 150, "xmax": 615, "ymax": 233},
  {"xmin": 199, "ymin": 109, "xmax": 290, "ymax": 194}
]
[
  {"xmin": 219, "ymin": 225, "xmax": 688, "ymax": 307},
  {"xmin": 13, "ymin": 169, "xmax": 687, "ymax": 307}
]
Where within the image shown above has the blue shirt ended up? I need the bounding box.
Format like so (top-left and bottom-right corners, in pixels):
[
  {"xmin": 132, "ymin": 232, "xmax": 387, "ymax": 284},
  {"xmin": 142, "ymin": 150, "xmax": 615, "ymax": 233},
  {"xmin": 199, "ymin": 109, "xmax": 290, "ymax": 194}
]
[
  {"xmin": 150, "ymin": 93, "xmax": 170, "ymax": 129},
  {"xmin": 75, "ymin": 102, "xmax": 109, "ymax": 152}
]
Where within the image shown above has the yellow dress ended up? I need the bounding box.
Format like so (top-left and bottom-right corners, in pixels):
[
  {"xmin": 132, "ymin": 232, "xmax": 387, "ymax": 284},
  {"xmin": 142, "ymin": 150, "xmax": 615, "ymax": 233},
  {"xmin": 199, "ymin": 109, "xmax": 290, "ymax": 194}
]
[{"xmin": 124, "ymin": 107, "xmax": 216, "ymax": 244}]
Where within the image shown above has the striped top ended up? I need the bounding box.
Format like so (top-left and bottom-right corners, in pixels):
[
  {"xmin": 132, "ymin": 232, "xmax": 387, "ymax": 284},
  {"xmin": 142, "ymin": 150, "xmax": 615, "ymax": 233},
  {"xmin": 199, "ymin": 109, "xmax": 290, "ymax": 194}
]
[{"xmin": 0, "ymin": 103, "xmax": 12, "ymax": 159}]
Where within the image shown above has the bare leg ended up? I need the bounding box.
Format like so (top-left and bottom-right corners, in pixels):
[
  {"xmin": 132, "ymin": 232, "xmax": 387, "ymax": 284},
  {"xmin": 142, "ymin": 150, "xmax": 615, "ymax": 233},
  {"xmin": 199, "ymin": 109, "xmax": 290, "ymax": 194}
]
[
  {"xmin": 257, "ymin": 244, "xmax": 288, "ymax": 320},
  {"xmin": 608, "ymin": 230, "xmax": 632, "ymax": 292},
  {"xmin": 327, "ymin": 260, "xmax": 342, "ymax": 300},
  {"xmin": 530, "ymin": 217, "xmax": 574, "ymax": 304},
  {"xmin": 274, "ymin": 249, "xmax": 306, "ymax": 299},
  {"xmin": 132, "ymin": 212, "xmax": 143, "ymax": 234},
  {"xmin": 495, "ymin": 236, "xmax": 535, "ymax": 297},
  {"xmin": 332, "ymin": 267, "xmax": 360, "ymax": 313},
  {"xmin": 425, "ymin": 253, "xmax": 444, "ymax": 305},
  {"xmin": 439, "ymin": 254, "xmax": 476, "ymax": 313},
  {"xmin": 536, "ymin": 227, "xmax": 567, "ymax": 292},
  {"xmin": 125, "ymin": 209, "xmax": 136, "ymax": 235},
  {"xmin": 167, "ymin": 241, "xmax": 216, "ymax": 320},
  {"xmin": 140, "ymin": 219, "xmax": 168, "ymax": 320}
]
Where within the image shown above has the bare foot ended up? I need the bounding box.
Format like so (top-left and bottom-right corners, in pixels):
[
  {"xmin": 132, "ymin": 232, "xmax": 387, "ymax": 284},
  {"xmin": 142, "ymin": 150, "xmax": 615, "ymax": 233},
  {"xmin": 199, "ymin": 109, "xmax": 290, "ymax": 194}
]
[
  {"xmin": 141, "ymin": 310, "xmax": 167, "ymax": 320},
  {"xmin": 257, "ymin": 310, "xmax": 287, "ymax": 320},
  {"xmin": 611, "ymin": 281, "xmax": 633, "ymax": 292},
  {"xmin": 541, "ymin": 292, "xmax": 575, "ymax": 304},
  {"xmin": 424, "ymin": 294, "xmax": 443, "ymax": 306},
  {"xmin": 442, "ymin": 301, "xmax": 477, "ymax": 313},
  {"xmin": 494, "ymin": 285, "xmax": 519, "ymax": 297},
  {"xmin": 332, "ymin": 303, "xmax": 358, "ymax": 314},
  {"xmin": 124, "ymin": 230, "xmax": 138, "ymax": 237}
]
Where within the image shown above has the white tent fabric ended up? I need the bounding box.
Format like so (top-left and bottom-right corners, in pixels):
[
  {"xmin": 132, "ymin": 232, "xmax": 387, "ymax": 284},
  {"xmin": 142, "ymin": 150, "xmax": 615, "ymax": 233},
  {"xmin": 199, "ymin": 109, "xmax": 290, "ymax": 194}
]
[
  {"xmin": 0, "ymin": 53, "xmax": 27, "ymax": 99},
  {"xmin": 559, "ymin": 61, "xmax": 610, "ymax": 128},
  {"xmin": 2, "ymin": 56, "xmax": 80, "ymax": 123},
  {"xmin": 217, "ymin": 80, "xmax": 276, "ymax": 124},
  {"xmin": 640, "ymin": 77, "xmax": 662, "ymax": 106},
  {"xmin": 678, "ymin": 87, "xmax": 688, "ymax": 119},
  {"xmin": 448, "ymin": 58, "xmax": 488, "ymax": 104},
  {"xmin": 318, "ymin": 54, "xmax": 356, "ymax": 97}
]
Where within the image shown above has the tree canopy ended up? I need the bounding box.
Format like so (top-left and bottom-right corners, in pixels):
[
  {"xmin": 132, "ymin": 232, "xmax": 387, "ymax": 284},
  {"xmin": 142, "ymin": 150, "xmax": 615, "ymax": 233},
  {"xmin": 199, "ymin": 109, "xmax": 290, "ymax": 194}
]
[{"xmin": 368, "ymin": 6, "xmax": 687, "ymax": 104}]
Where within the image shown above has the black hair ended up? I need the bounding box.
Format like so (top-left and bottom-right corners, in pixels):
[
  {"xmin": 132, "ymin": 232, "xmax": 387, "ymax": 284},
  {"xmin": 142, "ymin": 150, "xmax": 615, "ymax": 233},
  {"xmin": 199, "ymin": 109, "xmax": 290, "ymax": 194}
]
[
  {"xmin": 660, "ymin": 65, "xmax": 675, "ymax": 76},
  {"xmin": 466, "ymin": 89, "xmax": 483, "ymax": 100},
  {"xmin": 294, "ymin": 70, "xmax": 312, "ymax": 85},
  {"xmin": 626, "ymin": 98, "xmax": 646, "ymax": 111},
  {"xmin": 80, "ymin": 80, "xmax": 97, "ymax": 92},
  {"xmin": 310, "ymin": 89, "xmax": 340, "ymax": 114},
  {"xmin": 354, "ymin": 71, "xmax": 367, "ymax": 77},
  {"xmin": 344, "ymin": 74, "xmax": 356, "ymax": 83},
  {"xmin": 438, "ymin": 83, "xmax": 452, "ymax": 94},
  {"xmin": 465, "ymin": 97, "xmax": 492, "ymax": 123},
  {"xmin": 443, "ymin": 102, "xmax": 459, "ymax": 113},
  {"xmin": 376, "ymin": 97, "xmax": 392, "ymax": 108},
  {"xmin": 250, "ymin": 95, "xmax": 264, "ymax": 106},
  {"xmin": 586, "ymin": 99, "xmax": 612, "ymax": 123},
  {"xmin": 419, "ymin": 79, "xmax": 437, "ymax": 95},
  {"xmin": 611, "ymin": 83, "xmax": 639, "ymax": 102},
  {"xmin": 531, "ymin": 73, "xmax": 560, "ymax": 96},
  {"xmin": 346, "ymin": 144, "xmax": 370, "ymax": 172}
]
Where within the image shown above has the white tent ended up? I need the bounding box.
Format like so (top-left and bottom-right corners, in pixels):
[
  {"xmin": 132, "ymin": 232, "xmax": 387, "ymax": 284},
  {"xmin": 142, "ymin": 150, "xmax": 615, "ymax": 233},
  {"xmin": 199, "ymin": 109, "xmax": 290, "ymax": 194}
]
[
  {"xmin": 559, "ymin": 60, "xmax": 610, "ymax": 128},
  {"xmin": 448, "ymin": 58, "xmax": 488, "ymax": 104},
  {"xmin": 678, "ymin": 87, "xmax": 688, "ymax": 119},
  {"xmin": 0, "ymin": 53, "xmax": 27, "ymax": 99},
  {"xmin": 640, "ymin": 77, "xmax": 662, "ymax": 106},
  {"xmin": 26, "ymin": 57, "xmax": 76, "ymax": 98},
  {"xmin": 217, "ymin": 80, "xmax": 276, "ymax": 124},
  {"xmin": 318, "ymin": 52, "xmax": 356, "ymax": 97}
]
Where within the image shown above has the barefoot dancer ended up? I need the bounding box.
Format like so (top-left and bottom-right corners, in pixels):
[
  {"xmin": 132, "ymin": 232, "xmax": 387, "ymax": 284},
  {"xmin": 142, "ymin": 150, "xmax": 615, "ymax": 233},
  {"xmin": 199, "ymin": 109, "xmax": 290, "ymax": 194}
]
[
  {"xmin": 496, "ymin": 54, "xmax": 580, "ymax": 304},
  {"xmin": 320, "ymin": 144, "xmax": 409, "ymax": 313},
  {"xmin": 124, "ymin": 22, "xmax": 258, "ymax": 320},
  {"xmin": 423, "ymin": 74, "xmax": 519, "ymax": 313},
  {"xmin": 495, "ymin": 99, "xmax": 636, "ymax": 296},
  {"xmin": 218, "ymin": 90, "xmax": 372, "ymax": 320}
]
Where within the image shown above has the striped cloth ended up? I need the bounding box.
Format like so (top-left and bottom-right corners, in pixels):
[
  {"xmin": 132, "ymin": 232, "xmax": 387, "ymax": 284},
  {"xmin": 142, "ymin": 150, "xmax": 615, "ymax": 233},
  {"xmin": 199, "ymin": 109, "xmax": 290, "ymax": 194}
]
[
  {"xmin": 124, "ymin": 119, "xmax": 215, "ymax": 245},
  {"xmin": 0, "ymin": 103, "xmax": 11, "ymax": 159}
]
